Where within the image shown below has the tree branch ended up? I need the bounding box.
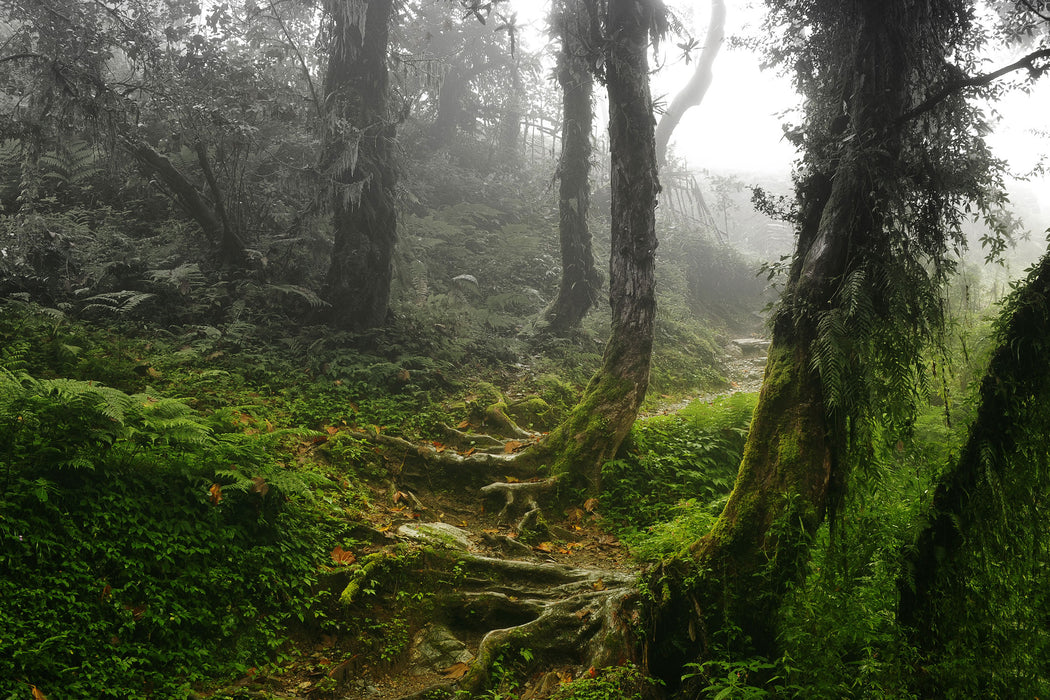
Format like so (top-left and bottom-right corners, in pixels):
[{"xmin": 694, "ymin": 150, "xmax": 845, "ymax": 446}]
[
  {"xmin": 897, "ymin": 48, "xmax": 1050, "ymax": 126},
  {"xmin": 194, "ymin": 141, "xmax": 245, "ymax": 264},
  {"xmin": 0, "ymin": 53, "xmax": 48, "ymax": 64},
  {"xmin": 654, "ymin": 0, "xmax": 726, "ymax": 165},
  {"xmin": 264, "ymin": 0, "xmax": 322, "ymax": 121},
  {"xmin": 1019, "ymin": 0, "xmax": 1050, "ymax": 23}
]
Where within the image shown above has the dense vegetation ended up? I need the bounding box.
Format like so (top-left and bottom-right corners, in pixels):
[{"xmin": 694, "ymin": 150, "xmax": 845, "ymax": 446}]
[{"xmin": 2, "ymin": 0, "xmax": 1049, "ymax": 698}]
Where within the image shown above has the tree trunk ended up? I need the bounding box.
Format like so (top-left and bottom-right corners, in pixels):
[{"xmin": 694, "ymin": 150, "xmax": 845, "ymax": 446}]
[
  {"xmin": 124, "ymin": 138, "xmax": 246, "ymax": 267},
  {"xmin": 430, "ymin": 63, "xmax": 469, "ymax": 145},
  {"xmin": 320, "ymin": 0, "xmax": 398, "ymax": 330},
  {"xmin": 538, "ymin": 0, "xmax": 660, "ymax": 494},
  {"xmin": 496, "ymin": 57, "xmax": 524, "ymax": 164},
  {"xmin": 644, "ymin": 2, "xmax": 917, "ymax": 688},
  {"xmin": 545, "ymin": 0, "xmax": 602, "ymax": 333},
  {"xmin": 654, "ymin": 0, "xmax": 725, "ymax": 165},
  {"xmin": 898, "ymin": 249, "xmax": 1050, "ymax": 685}
]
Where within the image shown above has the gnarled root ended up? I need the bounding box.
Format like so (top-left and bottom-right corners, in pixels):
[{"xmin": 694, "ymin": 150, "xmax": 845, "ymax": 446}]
[
  {"xmin": 436, "ymin": 554, "xmax": 640, "ymax": 695},
  {"xmin": 480, "ymin": 478, "xmax": 558, "ymax": 523},
  {"xmin": 338, "ymin": 539, "xmax": 642, "ymax": 699}
]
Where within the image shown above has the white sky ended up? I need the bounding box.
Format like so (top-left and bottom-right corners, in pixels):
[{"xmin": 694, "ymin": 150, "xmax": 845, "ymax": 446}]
[{"xmin": 508, "ymin": 0, "xmax": 1050, "ymax": 188}]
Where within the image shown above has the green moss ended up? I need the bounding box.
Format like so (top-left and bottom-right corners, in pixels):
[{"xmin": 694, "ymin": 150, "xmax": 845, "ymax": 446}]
[
  {"xmin": 340, "ymin": 545, "xmax": 420, "ymax": 605},
  {"xmin": 777, "ymin": 432, "xmax": 802, "ymax": 467},
  {"xmin": 537, "ymin": 373, "xmax": 579, "ymax": 413},
  {"xmin": 762, "ymin": 343, "xmax": 796, "ymax": 396},
  {"xmin": 471, "ymin": 381, "xmax": 504, "ymax": 407},
  {"xmin": 507, "ymin": 396, "xmax": 555, "ymax": 430}
]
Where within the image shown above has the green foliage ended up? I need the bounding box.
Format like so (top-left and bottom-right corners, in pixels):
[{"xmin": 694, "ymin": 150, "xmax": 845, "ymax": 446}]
[
  {"xmin": 549, "ymin": 663, "xmax": 657, "ymax": 700},
  {"xmin": 648, "ymin": 314, "xmax": 728, "ymax": 398},
  {"xmin": 0, "ymin": 367, "xmax": 332, "ymax": 698},
  {"xmin": 602, "ymin": 393, "xmax": 757, "ymax": 551},
  {"xmin": 684, "ymin": 657, "xmax": 800, "ymax": 699}
]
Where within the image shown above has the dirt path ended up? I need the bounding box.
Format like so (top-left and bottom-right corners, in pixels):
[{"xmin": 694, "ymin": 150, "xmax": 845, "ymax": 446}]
[
  {"xmin": 203, "ymin": 344, "xmax": 768, "ymax": 700},
  {"xmin": 645, "ymin": 339, "xmax": 769, "ymax": 417}
]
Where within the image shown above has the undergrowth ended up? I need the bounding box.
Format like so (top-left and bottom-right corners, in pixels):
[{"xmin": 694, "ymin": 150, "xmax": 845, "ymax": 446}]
[
  {"xmin": 0, "ymin": 367, "xmax": 337, "ymax": 698},
  {"xmin": 602, "ymin": 392, "xmax": 758, "ymax": 559}
]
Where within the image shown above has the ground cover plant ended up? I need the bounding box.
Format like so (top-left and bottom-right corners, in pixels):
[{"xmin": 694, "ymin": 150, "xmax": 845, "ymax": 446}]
[{"xmin": 2, "ymin": 0, "xmax": 1050, "ymax": 696}]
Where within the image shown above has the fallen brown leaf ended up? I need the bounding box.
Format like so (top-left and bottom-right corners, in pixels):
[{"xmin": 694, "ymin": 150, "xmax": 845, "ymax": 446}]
[
  {"xmin": 331, "ymin": 545, "xmax": 356, "ymax": 566},
  {"xmin": 442, "ymin": 662, "xmax": 470, "ymax": 680}
]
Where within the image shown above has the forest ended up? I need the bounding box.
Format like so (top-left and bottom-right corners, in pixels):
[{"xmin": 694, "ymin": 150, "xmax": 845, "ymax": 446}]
[{"xmin": 1, "ymin": 0, "xmax": 1050, "ymax": 697}]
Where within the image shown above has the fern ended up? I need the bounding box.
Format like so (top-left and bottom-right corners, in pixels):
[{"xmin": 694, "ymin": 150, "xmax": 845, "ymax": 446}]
[
  {"xmin": 37, "ymin": 140, "xmax": 100, "ymax": 186},
  {"xmin": 264, "ymin": 283, "xmax": 328, "ymax": 309},
  {"xmin": 77, "ymin": 290, "xmax": 157, "ymax": 317},
  {"xmin": 147, "ymin": 263, "xmax": 206, "ymax": 295},
  {"xmin": 0, "ymin": 371, "xmax": 214, "ymax": 472}
]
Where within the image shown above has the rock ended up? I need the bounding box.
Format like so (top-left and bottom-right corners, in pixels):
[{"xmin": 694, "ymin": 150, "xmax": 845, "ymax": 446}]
[
  {"xmin": 731, "ymin": 338, "xmax": 771, "ymax": 356},
  {"xmin": 397, "ymin": 522, "xmax": 473, "ymax": 551},
  {"xmin": 507, "ymin": 397, "xmax": 555, "ymax": 431},
  {"xmin": 410, "ymin": 623, "xmax": 475, "ymax": 672}
]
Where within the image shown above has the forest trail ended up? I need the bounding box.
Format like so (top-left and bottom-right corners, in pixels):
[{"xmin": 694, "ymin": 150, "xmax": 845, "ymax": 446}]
[
  {"xmin": 203, "ymin": 469, "xmax": 641, "ymax": 700},
  {"xmin": 204, "ymin": 344, "xmax": 767, "ymax": 700},
  {"xmin": 645, "ymin": 338, "xmax": 769, "ymax": 417}
]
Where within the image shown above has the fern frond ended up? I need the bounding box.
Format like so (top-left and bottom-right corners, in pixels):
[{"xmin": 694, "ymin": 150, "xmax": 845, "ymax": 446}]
[
  {"xmin": 78, "ymin": 290, "xmax": 156, "ymax": 317},
  {"xmin": 265, "ymin": 283, "xmax": 329, "ymax": 309}
]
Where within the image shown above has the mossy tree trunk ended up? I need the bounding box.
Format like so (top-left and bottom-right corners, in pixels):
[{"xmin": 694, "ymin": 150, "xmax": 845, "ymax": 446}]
[
  {"xmin": 537, "ymin": 0, "xmax": 661, "ymax": 494},
  {"xmin": 545, "ymin": 0, "xmax": 602, "ymax": 333},
  {"xmin": 320, "ymin": 0, "xmax": 398, "ymax": 330},
  {"xmin": 645, "ymin": 1, "xmax": 928, "ymax": 688},
  {"xmin": 897, "ymin": 250, "xmax": 1050, "ymax": 686}
]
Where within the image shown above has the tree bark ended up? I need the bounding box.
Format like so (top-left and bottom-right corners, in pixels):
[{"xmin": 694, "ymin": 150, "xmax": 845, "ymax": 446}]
[
  {"xmin": 545, "ymin": 0, "xmax": 603, "ymax": 333},
  {"xmin": 320, "ymin": 0, "xmax": 398, "ymax": 330},
  {"xmin": 654, "ymin": 0, "xmax": 725, "ymax": 165},
  {"xmin": 538, "ymin": 0, "xmax": 660, "ymax": 494}
]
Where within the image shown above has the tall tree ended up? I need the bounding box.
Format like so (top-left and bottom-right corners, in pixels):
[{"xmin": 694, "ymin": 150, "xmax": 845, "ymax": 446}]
[
  {"xmin": 896, "ymin": 4, "xmax": 1050, "ymax": 693},
  {"xmin": 645, "ymin": 0, "xmax": 1000, "ymax": 689},
  {"xmin": 532, "ymin": 0, "xmax": 664, "ymax": 492},
  {"xmin": 544, "ymin": 0, "xmax": 603, "ymax": 333},
  {"xmin": 898, "ymin": 249, "xmax": 1050, "ymax": 695},
  {"xmin": 654, "ymin": 0, "xmax": 725, "ymax": 165},
  {"xmin": 319, "ymin": 0, "xmax": 399, "ymax": 329}
]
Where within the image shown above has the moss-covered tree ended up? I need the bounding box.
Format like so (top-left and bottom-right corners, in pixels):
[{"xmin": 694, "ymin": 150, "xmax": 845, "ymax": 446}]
[
  {"xmin": 533, "ymin": 0, "xmax": 664, "ymax": 493},
  {"xmin": 544, "ymin": 0, "xmax": 603, "ymax": 333},
  {"xmin": 897, "ymin": 248, "xmax": 1050, "ymax": 695},
  {"xmin": 644, "ymin": 0, "xmax": 1006, "ymax": 690},
  {"xmin": 319, "ymin": 0, "xmax": 398, "ymax": 330}
]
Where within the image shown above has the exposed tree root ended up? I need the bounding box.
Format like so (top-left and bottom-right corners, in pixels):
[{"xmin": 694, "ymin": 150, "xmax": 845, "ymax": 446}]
[
  {"xmin": 332, "ymin": 526, "xmax": 641, "ymax": 699},
  {"xmin": 419, "ymin": 551, "xmax": 639, "ymax": 697},
  {"xmin": 480, "ymin": 478, "xmax": 558, "ymax": 523},
  {"xmin": 347, "ymin": 429, "xmax": 537, "ymax": 488}
]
